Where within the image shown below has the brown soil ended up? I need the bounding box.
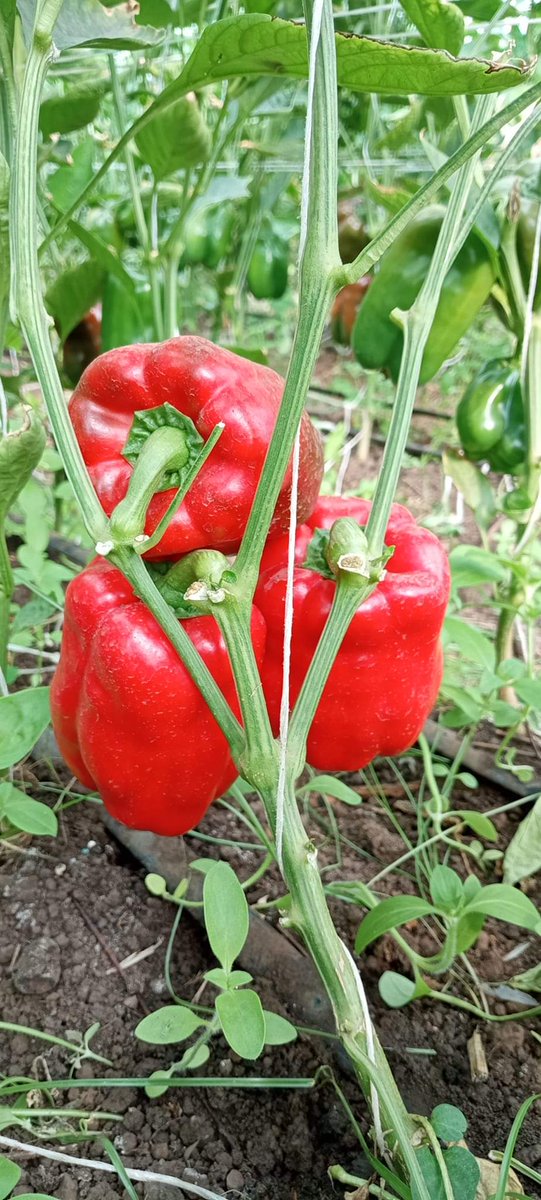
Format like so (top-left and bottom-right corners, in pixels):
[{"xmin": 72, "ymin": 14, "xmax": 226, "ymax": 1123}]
[{"xmin": 2, "ymin": 776, "xmax": 541, "ymax": 1199}]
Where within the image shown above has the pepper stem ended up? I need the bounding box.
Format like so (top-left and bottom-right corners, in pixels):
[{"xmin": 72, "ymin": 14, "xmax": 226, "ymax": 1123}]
[{"xmin": 109, "ymin": 426, "xmax": 190, "ymax": 546}]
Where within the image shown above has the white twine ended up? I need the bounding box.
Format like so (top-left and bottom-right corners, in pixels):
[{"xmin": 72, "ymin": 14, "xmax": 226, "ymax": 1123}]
[
  {"xmin": 275, "ymin": 426, "xmax": 301, "ymax": 871},
  {"xmin": 520, "ymin": 199, "xmax": 541, "ymax": 395},
  {"xmin": 0, "ymin": 1136, "xmax": 224, "ymax": 1200}
]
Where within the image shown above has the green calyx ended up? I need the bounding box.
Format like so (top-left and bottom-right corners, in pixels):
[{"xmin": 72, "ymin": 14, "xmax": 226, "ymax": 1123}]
[
  {"xmin": 122, "ymin": 403, "xmax": 204, "ymax": 488},
  {"xmin": 304, "ymin": 521, "xmax": 393, "ymax": 587},
  {"xmin": 158, "ymin": 550, "xmax": 236, "ymax": 616}
]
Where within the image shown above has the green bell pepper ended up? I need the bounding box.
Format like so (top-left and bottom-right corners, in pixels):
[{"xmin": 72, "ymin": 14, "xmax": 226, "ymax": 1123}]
[
  {"xmin": 352, "ymin": 206, "xmax": 496, "ymax": 384},
  {"xmin": 456, "ymin": 359, "xmax": 526, "ymax": 473},
  {"xmin": 247, "ymin": 241, "xmax": 289, "ymax": 300}
]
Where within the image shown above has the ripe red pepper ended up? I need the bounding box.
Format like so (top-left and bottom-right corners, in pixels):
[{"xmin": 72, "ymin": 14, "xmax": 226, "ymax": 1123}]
[
  {"xmin": 255, "ymin": 497, "xmax": 450, "ymax": 771},
  {"xmin": 50, "ymin": 558, "xmax": 266, "ymax": 835},
  {"xmin": 69, "ymin": 336, "xmax": 323, "ymax": 560}
]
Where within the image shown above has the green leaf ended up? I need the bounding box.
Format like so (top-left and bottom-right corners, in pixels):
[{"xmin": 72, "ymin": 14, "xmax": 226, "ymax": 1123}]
[
  {"xmin": 455, "ymin": 910, "xmax": 485, "ymax": 954},
  {"xmin": 48, "ymin": 139, "xmax": 95, "ymax": 213},
  {"xmin": 0, "ymin": 410, "xmax": 46, "ymax": 519},
  {"xmin": 216, "ymin": 988, "xmax": 266, "ymax": 1060},
  {"xmin": 515, "ymin": 677, "xmax": 541, "ymax": 710},
  {"xmin": 145, "ymin": 872, "xmax": 167, "ymax": 897},
  {"xmin": 441, "ymin": 685, "xmax": 484, "ymax": 723},
  {"xmin": 137, "ymin": 0, "xmax": 176, "ymax": 27},
  {"xmin": 508, "ymin": 962, "xmax": 541, "ymax": 994},
  {"xmin": 45, "ymin": 258, "xmax": 105, "ymax": 341},
  {"xmin": 145, "ymin": 1043, "xmax": 211, "ymax": 1097},
  {"xmin": 503, "ymin": 798, "xmax": 541, "ymax": 886},
  {"xmin": 170, "ymin": 14, "xmax": 529, "ymax": 100},
  {"xmin": 17, "ymin": 0, "xmax": 162, "ymax": 49},
  {"xmin": 0, "ymin": 784, "xmax": 57, "ymax": 836},
  {"xmin": 135, "ymin": 1005, "xmax": 205, "ymax": 1045},
  {"xmin": 9, "ymin": 1195, "xmax": 58, "ymax": 1199},
  {"xmin": 205, "ymin": 967, "xmax": 253, "ymax": 989},
  {"xmin": 464, "ymin": 884, "xmax": 541, "ymax": 932},
  {"xmin": 303, "ymin": 528, "xmax": 334, "ymax": 580},
  {"xmin": 101, "ymin": 275, "xmax": 154, "ymax": 351},
  {"xmin": 0, "ymin": 686, "xmax": 51, "ymax": 770},
  {"xmin": 0, "ymin": 1156, "xmax": 21, "ymax": 1200},
  {"xmin": 39, "ymin": 82, "xmax": 105, "ymax": 137},
  {"xmin": 135, "ymin": 95, "xmax": 211, "ymax": 180},
  {"xmin": 203, "ymin": 861, "xmax": 249, "ymax": 973},
  {"xmin": 302, "ymin": 774, "xmax": 362, "ymax": 805},
  {"xmin": 431, "ymin": 1103, "xmax": 468, "ymax": 1143},
  {"xmin": 263, "ymin": 1010, "xmax": 298, "ymax": 1045},
  {"xmin": 379, "ymin": 971, "xmax": 428, "ymax": 1008},
  {"xmin": 430, "ymin": 865, "xmax": 463, "ymax": 913},
  {"xmin": 12, "ymin": 598, "xmax": 56, "ymax": 632},
  {"xmin": 413, "ymin": 1145, "xmax": 480, "ymax": 1200},
  {"xmin": 449, "ymin": 544, "xmax": 507, "ymax": 588},
  {"xmin": 444, "ymin": 616, "xmax": 495, "ymax": 671},
  {"xmin": 398, "ymin": 0, "xmax": 465, "ymax": 56},
  {"xmin": 443, "ymin": 452, "xmax": 496, "ymax": 531},
  {"xmin": 455, "ymin": 811, "xmax": 498, "ymax": 842},
  {"xmin": 355, "ymin": 896, "xmax": 435, "ymax": 954}
]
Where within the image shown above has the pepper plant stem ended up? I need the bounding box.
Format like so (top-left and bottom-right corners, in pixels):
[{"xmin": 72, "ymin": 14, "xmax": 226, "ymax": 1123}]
[{"xmin": 0, "ymin": 532, "xmax": 13, "ymax": 675}]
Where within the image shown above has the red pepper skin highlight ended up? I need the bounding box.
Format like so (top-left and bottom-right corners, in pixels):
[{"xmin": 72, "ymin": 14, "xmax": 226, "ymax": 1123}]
[
  {"xmin": 69, "ymin": 336, "xmax": 323, "ymax": 560},
  {"xmin": 256, "ymin": 497, "xmax": 450, "ymax": 771},
  {"xmin": 50, "ymin": 558, "xmax": 266, "ymax": 836}
]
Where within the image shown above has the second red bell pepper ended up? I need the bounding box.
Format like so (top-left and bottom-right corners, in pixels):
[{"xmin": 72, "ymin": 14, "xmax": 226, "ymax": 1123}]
[
  {"xmin": 255, "ymin": 496, "xmax": 450, "ymax": 771},
  {"xmin": 50, "ymin": 558, "xmax": 266, "ymax": 836},
  {"xmin": 69, "ymin": 336, "xmax": 323, "ymax": 559}
]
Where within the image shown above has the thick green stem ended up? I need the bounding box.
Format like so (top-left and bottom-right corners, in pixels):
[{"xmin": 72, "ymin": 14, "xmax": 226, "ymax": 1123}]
[{"xmin": 11, "ymin": 36, "xmax": 108, "ymax": 545}]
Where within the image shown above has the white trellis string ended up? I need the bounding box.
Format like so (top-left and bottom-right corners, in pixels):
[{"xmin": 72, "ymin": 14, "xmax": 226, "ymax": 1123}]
[
  {"xmin": 0, "ymin": 1136, "xmax": 223, "ymax": 1200},
  {"xmin": 276, "ymin": 425, "xmax": 301, "ymax": 871},
  {"xmin": 299, "ymin": 0, "xmax": 325, "ymax": 263}
]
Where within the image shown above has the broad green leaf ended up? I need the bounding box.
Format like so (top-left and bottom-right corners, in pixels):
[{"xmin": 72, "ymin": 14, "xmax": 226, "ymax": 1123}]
[
  {"xmin": 465, "ymin": 884, "xmax": 541, "ymax": 932},
  {"xmin": 0, "ymin": 686, "xmax": 51, "ymax": 770},
  {"xmin": 12, "ymin": 597, "xmax": 56, "ymax": 632},
  {"xmin": 379, "ymin": 971, "xmax": 430, "ymax": 1008},
  {"xmin": 39, "ymin": 82, "xmax": 105, "ymax": 136},
  {"xmin": 503, "ymin": 798, "xmax": 541, "ymax": 886},
  {"xmin": 443, "ymin": 450, "xmax": 495, "ymax": 530},
  {"xmin": 17, "ymin": 0, "xmax": 162, "ymax": 49},
  {"xmin": 431, "ymin": 1104, "xmax": 468, "ymax": 1143},
  {"xmin": 441, "ymin": 685, "xmax": 484, "ymax": 723},
  {"xmin": 455, "ymin": 910, "xmax": 485, "ymax": 954},
  {"xmin": 355, "ymin": 896, "xmax": 435, "ymax": 954},
  {"xmin": 204, "ymin": 861, "xmax": 249, "ymax": 973},
  {"xmin": 172, "ymin": 15, "xmax": 529, "ymax": 98},
  {"xmin": 137, "ymin": 0, "xmax": 176, "ymax": 27},
  {"xmin": 48, "ymin": 139, "xmax": 95, "ymax": 213},
  {"xmin": 263, "ymin": 1010, "xmax": 298, "ymax": 1046},
  {"xmin": 430, "ymin": 865, "xmax": 463, "ymax": 913},
  {"xmin": 0, "ymin": 1156, "xmax": 21, "ymax": 1200},
  {"xmin": 205, "ymin": 968, "xmax": 253, "ymax": 989},
  {"xmin": 455, "ymin": 811, "xmax": 498, "ymax": 843},
  {"xmin": 449, "ymin": 544, "xmax": 507, "ymax": 588},
  {"xmin": 135, "ymin": 95, "xmax": 211, "ymax": 180},
  {"xmin": 515, "ymin": 677, "xmax": 541, "ymax": 710},
  {"xmin": 0, "ymin": 784, "xmax": 58, "ymax": 836},
  {"xmin": 444, "ymin": 615, "xmax": 495, "ymax": 671},
  {"xmin": 45, "ymin": 258, "xmax": 105, "ymax": 341},
  {"xmin": 413, "ymin": 1145, "xmax": 479, "ymax": 1200},
  {"xmin": 135, "ymin": 1005, "xmax": 205, "ymax": 1045},
  {"xmin": 216, "ymin": 988, "xmax": 265, "ymax": 1060},
  {"xmin": 145, "ymin": 1044, "xmax": 211, "ymax": 1097},
  {"xmin": 398, "ymin": 0, "xmax": 465, "ymax": 56},
  {"xmin": 0, "ymin": 409, "xmax": 46, "ymax": 518},
  {"xmin": 302, "ymin": 774, "xmax": 362, "ymax": 805}
]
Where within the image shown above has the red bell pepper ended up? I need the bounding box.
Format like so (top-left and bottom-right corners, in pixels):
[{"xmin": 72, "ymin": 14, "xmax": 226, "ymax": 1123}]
[
  {"xmin": 255, "ymin": 496, "xmax": 450, "ymax": 771},
  {"xmin": 69, "ymin": 336, "xmax": 323, "ymax": 559},
  {"xmin": 50, "ymin": 558, "xmax": 266, "ymax": 835}
]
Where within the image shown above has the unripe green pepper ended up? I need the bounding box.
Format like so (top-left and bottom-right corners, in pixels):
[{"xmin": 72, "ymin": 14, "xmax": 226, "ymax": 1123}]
[
  {"xmin": 516, "ymin": 197, "xmax": 541, "ymax": 309},
  {"xmin": 248, "ymin": 241, "xmax": 289, "ymax": 300},
  {"xmin": 182, "ymin": 208, "xmax": 234, "ymax": 269},
  {"xmin": 456, "ymin": 359, "xmax": 526, "ymax": 473},
  {"xmin": 352, "ymin": 206, "xmax": 496, "ymax": 384}
]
